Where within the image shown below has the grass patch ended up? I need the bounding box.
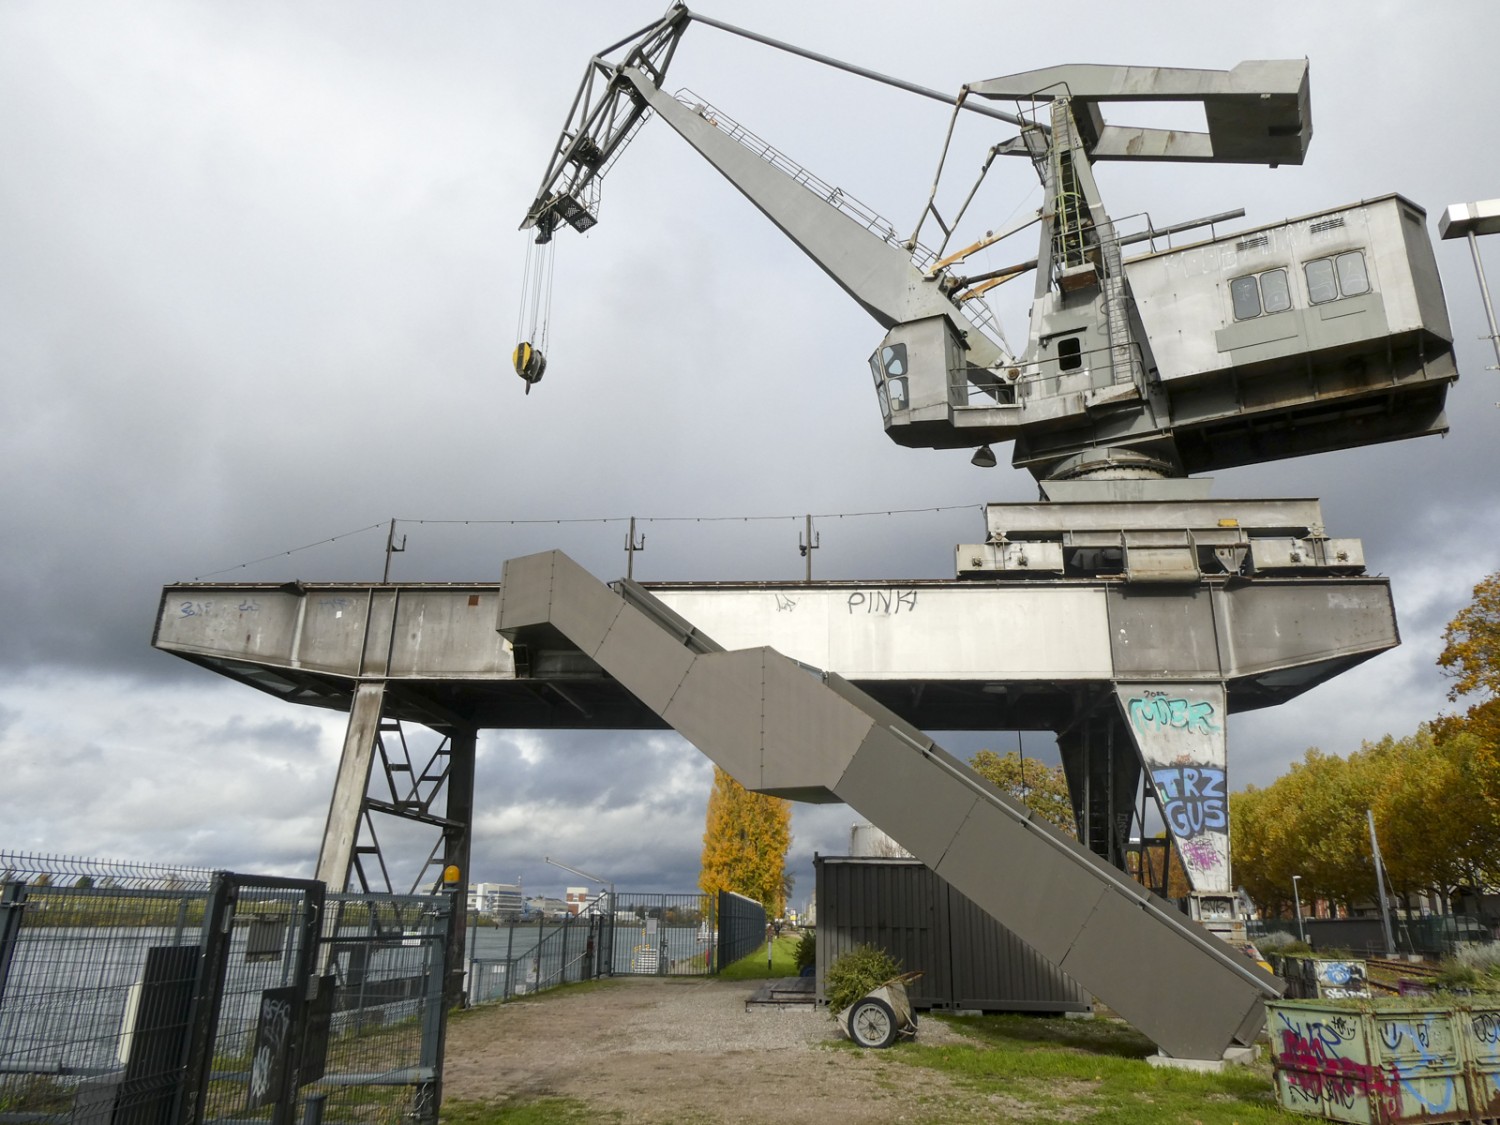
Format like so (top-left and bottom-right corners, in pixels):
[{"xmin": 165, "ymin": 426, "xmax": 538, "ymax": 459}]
[
  {"xmin": 442, "ymin": 1096, "xmax": 617, "ymax": 1124},
  {"xmin": 890, "ymin": 1013, "xmax": 1287, "ymax": 1123},
  {"xmin": 716, "ymin": 935, "xmax": 801, "ymax": 981}
]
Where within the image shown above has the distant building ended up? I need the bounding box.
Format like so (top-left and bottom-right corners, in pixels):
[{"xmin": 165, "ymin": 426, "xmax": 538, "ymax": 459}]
[
  {"xmin": 565, "ymin": 886, "xmax": 591, "ymax": 915},
  {"xmin": 467, "ymin": 881, "xmax": 523, "ymax": 920},
  {"xmin": 526, "ymin": 895, "xmax": 568, "ymax": 917}
]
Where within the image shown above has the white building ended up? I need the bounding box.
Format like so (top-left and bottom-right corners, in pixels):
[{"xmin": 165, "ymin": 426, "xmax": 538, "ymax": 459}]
[{"xmin": 467, "ymin": 881, "xmax": 523, "ymax": 919}]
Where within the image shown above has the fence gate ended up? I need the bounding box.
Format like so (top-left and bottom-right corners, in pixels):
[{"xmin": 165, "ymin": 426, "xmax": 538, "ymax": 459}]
[
  {"xmin": 0, "ymin": 854, "xmax": 455, "ymax": 1125},
  {"xmin": 607, "ymin": 894, "xmax": 714, "ymax": 976}
]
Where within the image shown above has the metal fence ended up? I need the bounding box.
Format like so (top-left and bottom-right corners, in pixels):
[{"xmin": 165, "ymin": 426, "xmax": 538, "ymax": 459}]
[
  {"xmin": 463, "ymin": 889, "xmax": 768, "ymax": 1005},
  {"xmin": 0, "ymin": 852, "xmax": 454, "ymax": 1125},
  {"xmin": 715, "ymin": 892, "xmax": 765, "ymax": 972},
  {"xmin": 1251, "ymin": 914, "xmax": 1492, "ymax": 958},
  {"xmin": 465, "ymin": 910, "xmax": 608, "ymax": 1005},
  {"xmin": 609, "ymin": 894, "xmax": 714, "ymax": 976}
]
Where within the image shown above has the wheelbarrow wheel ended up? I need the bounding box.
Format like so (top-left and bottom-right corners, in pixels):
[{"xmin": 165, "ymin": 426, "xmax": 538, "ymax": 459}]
[{"xmin": 847, "ymin": 996, "xmax": 899, "ymax": 1048}]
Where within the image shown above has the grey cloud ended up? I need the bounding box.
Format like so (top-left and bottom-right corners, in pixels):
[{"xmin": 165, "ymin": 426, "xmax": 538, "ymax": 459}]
[{"xmin": 2, "ymin": 0, "xmax": 1498, "ymax": 905}]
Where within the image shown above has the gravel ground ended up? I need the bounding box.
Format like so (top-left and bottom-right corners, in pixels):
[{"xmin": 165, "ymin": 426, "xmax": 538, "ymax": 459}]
[{"xmin": 442, "ymin": 976, "xmax": 980, "ymax": 1123}]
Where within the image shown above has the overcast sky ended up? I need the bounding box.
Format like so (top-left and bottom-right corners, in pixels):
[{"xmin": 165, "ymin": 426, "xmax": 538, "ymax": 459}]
[{"xmin": 3, "ymin": 0, "xmax": 1498, "ymax": 909}]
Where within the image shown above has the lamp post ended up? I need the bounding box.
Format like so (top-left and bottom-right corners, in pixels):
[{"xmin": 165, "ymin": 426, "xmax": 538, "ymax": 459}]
[
  {"xmin": 1439, "ymin": 199, "xmax": 1500, "ymax": 380},
  {"xmin": 1291, "ymin": 874, "xmax": 1306, "ymax": 944}
]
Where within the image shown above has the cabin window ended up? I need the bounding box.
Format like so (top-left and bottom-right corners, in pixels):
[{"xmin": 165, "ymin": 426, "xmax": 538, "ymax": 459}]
[
  {"xmin": 1231, "ymin": 269, "xmax": 1292, "ymax": 320},
  {"xmin": 1260, "ymin": 269, "xmax": 1292, "ymax": 313},
  {"xmin": 1057, "ymin": 336, "xmax": 1083, "ymax": 371},
  {"xmin": 1231, "ymin": 275, "xmax": 1261, "ymax": 319},
  {"xmin": 1305, "ymin": 258, "xmax": 1338, "ymax": 304},
  {"xmin": 1306, "ymin": 250, "xmax": 1370, "ymax": 304},
  {"xmin": 869, "ymin": 342, "xmax": 909, "ymax": 420},
  {"xmin": 1336, "ymin": 251, "xmax": 1370, "ymax": 296},
  {"xmin": 881, "ymin": 344, "xmax": 907, "ymax": 378}
]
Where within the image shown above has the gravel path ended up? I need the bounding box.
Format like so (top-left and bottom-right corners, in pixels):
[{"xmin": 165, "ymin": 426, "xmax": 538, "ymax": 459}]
[{"xmin": 442, "ymin": 976, "xmax": 978, "ymax": 1123}]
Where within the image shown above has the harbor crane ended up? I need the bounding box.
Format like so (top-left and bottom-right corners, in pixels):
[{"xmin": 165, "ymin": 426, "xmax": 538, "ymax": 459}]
[{"xmin": 520, "ymin": 4, "xmax": 1456, "ymax": 481}]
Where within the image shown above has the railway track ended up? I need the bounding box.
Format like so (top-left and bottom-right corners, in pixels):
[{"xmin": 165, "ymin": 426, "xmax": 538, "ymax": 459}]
[{"xmin": 1367, "ymin": 957, "xmax": 1442, "ymax": 978}]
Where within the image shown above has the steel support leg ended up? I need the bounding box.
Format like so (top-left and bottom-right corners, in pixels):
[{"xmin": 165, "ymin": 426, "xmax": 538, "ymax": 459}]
[
  {"xmin": 315, "ymin": 681, "xmax": 387, "ymax": 892},
  {"xmin": 442, "ymin": 727, "xmax": 475, "ymax": 1012}
]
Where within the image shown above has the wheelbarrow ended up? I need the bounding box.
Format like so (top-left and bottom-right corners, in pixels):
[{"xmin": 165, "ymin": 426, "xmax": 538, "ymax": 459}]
[{"xmin": 837, "ymin": 972, "xmax": 921, "ymax": 1048}]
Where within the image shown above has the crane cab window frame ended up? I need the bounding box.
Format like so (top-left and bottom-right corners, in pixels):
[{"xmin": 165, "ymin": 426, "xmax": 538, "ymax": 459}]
[
  {"xmin": 869, "ymin": 342, "xmax": 909, "ymax": 421},
  {"xmin": 1304, "ymin": 250, "xmax": 1370, "ymax": 305},
  {"xmin": 1057, "ymin": 336, "xmax": 1083, "ymax": 371},
  {"xmin": 1230, "ymin": 267, "xmax": 1293, "ymax": 321}
]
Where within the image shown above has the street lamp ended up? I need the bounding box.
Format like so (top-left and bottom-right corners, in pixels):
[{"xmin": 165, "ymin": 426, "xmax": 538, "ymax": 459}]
[
  {"xmin": 1439, "ymin": 199, "xmax": 1500, "ymax": 379},
  {"xmin": 1291, "ymin": 874, "xmax": 1306, "ymax": 944}
]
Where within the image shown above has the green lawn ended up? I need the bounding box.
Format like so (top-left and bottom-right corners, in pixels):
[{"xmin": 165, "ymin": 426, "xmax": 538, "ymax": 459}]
[
  {"xmin": 890, "ymin": 1012, "xmax": 1290, "ymax": 1123},
  {"xmin": 715, "ymin": 933, "xmax": 801, "ymax": 980}
]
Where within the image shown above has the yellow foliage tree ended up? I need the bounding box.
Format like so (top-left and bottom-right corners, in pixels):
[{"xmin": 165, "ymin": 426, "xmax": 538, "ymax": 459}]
[
  {"xmin": 1439, "ymin": 571, "xmax": 1500, "ymax": 701},
  {"xmin": 969, "ymin": 749, "xmax": 1076, "ymax": 837},
  {"xmin": 699, "ymin": 766, "xmax": 792, "ymax": 916},
  {"xmin": 1436, "ymin": 571, "xmax": 1500, "ymax": 811}
]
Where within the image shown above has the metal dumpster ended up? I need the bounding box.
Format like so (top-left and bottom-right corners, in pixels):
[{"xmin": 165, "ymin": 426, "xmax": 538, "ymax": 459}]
[{"xmin": 1268, "ymin": 998, "xmax": 1500, "ymax": 1123}]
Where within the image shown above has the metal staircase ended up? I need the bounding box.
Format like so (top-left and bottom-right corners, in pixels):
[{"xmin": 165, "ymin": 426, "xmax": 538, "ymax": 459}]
[{"xmin": 497, "ymin": 549, "xmax": 1282, "ymax": 1061}]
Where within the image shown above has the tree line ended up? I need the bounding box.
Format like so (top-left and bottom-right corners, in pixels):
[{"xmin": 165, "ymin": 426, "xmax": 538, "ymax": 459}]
[{"xmin": 1232, "ymin": 571, "xmax": 1500, "ymax": 918}]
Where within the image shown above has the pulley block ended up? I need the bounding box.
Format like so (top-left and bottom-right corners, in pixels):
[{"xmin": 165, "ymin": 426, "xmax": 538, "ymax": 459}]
[{"xmin": 513, "ymin": 341, "xmax": 547, "ymax": 393}]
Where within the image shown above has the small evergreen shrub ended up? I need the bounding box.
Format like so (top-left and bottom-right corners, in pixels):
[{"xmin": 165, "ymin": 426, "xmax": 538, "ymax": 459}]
[
  {"xmin": 824, "ymin": 944, "xmax": 901, "ymax": 1015},
  {"xmin": 794, "ymin": 931, "xmax": 816, "ymax": 975}
]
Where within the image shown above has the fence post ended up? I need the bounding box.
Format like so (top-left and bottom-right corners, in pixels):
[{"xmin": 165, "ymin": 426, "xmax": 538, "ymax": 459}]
[
  {"xmin": 0, "ymin": 881, "xmax": 28, "ymax": 1009},
  {"xmin": 504, "ymin": 921, "xmax": 516, "ymax": 1001},
  {"xmin": 175, "ymin": 872, "xmax": 236, "ymax": 1125},
  {"xmin": 414, "ymin": 894, "xmax": 454, "ymax": 1125},
  {"xmin": 277, "ymin": 879, "xmax": 327, "ymax": 1125},
  {"xmin": 715, "ymin": 891, "xmax": 724, "ymax": 977}
]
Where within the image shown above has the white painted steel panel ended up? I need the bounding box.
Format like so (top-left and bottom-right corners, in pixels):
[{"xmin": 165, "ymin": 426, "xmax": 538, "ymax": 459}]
[
  {"xmin": 652, "ymin": 587, "xmax": 1114, "ymax": 679},
  {"xmin": 1128, "ymin": 196, "xmax": 1427, "ymax": 383},
  {"xmin": 156, "ymin": 590, "xmax": 303, "ymax": 665}
]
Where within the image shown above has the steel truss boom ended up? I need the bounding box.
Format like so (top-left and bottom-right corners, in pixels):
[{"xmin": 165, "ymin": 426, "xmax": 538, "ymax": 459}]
[{"xmin": 521, "ymin": 3, "xmax": 1043, "ymax": 245}]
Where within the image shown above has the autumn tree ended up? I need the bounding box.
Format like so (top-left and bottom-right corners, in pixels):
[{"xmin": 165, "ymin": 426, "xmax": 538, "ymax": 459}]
[
  {"xmin": 1230, "ymin": 746, "xmax": 1384, "ymax": 915},
  {"xmin": 1439, "ymin": 571, "xmax": 1500, "ymax": 703},
  {"xmin": 1372, "ymin": 726, "xmax": 1500, "ymax": 898},
  {"xmin": 1436, "ymin": 571, "xmax": 1500, "ymax": 795},
  {"xmin": 969, "ymin": 749, "xmax": 1076, "ymax": 837},
  {"xmin": 1232, "ymin": 727, "xmax": 1500, "ymax": 918},
  {"xmin": 1230, "ymin": 576, "xmax": 1500, "ymax": 918},
  {"xmin": 699, "ymin": 766, "xmax": 792, "ymax": 915}
]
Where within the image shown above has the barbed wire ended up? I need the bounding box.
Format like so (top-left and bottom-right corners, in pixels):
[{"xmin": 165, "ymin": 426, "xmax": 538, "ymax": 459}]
[{"xmin": 189, "ymin": 503, "xmax": 986, "ymax": 581}]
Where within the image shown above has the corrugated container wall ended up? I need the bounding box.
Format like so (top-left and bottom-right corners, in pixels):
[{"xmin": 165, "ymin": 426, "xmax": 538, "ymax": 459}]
[{"xmin": 814, "ymin": 856, "xmax": 1091, "ymax": 1013}]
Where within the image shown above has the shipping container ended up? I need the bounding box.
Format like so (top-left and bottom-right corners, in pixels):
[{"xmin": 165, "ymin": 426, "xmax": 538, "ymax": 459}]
[{"xmin": 814, "ymin": 856, "xmax": 1090, "ymax": 1014}]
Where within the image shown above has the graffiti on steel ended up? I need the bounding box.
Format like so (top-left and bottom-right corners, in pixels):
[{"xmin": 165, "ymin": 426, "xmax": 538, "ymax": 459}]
[
  {"xmin": 1274, "ymin": 1011, "xmax": 1401, "ymax": 1117},
  {"xmin": 1126, "ymin": 693, "xmax": 1221, "ymax": 736},
  {"xmin": 846, "ymin": 589, "xmax": 918, "ymax": 615},
  {"xmin": 178, "ymin": 599, "xmax": 261, "ymax": 617},
  {"xmin": 1272, "ymin": 1007, "xmax": 1475, "ymax": 1119},
  {"xmin": 1150, "ymin": 765, "xmax": 1227, "ymax": 837}
]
